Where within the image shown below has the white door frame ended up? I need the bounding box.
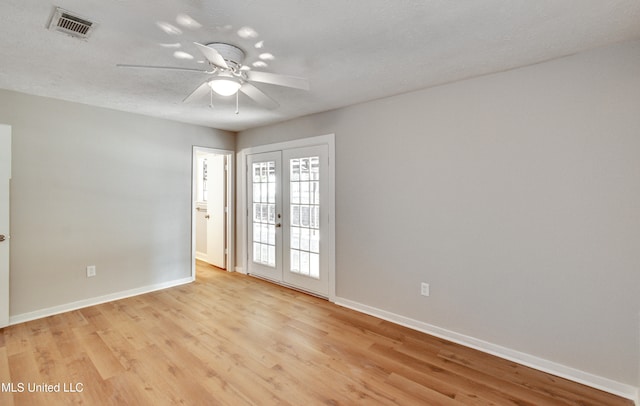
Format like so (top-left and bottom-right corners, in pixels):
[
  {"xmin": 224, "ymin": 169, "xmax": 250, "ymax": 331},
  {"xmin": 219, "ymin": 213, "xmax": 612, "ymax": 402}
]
[
  {"xmin": 191, "ymin": 146, "xmax": 235, "ymax": 279},
  {"xmin": 237, "ymin": 134, "xmax": 336, "ymax": 301},
  {"xmin": 0, "ymin": 124, "xmax": 11, "ymax": 327}
]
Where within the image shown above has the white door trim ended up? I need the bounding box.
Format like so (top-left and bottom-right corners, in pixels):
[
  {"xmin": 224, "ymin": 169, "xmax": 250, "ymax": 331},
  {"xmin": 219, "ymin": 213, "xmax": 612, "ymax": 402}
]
[
  {"xmin": 0, "ymin": 124, "xmax": 11, "ymax": 327},
  {"xmin": 238, "ymin": 134, "xmax": 336, "ymax": 302},
  {"xmin": 191, "ymin": 146, "xmax": 235, "ymax": 279}
]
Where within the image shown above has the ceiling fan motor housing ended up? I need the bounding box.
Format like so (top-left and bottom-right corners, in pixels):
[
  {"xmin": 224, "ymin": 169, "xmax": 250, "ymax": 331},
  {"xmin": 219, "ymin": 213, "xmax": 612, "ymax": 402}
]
[{"xmin": 206, "ymin": 43, "xmax": 245, "ymax": 71}]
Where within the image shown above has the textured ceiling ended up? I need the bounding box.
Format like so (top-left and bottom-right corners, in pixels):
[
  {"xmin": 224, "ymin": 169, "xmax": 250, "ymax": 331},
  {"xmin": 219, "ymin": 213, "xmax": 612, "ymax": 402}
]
[{"xmin": 1, "ymin": 0, "xmax": 639, "ymax": 131}]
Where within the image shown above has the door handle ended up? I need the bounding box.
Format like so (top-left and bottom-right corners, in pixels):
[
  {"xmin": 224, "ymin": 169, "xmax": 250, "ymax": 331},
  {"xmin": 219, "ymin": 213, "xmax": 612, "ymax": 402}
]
[
  {"xmin": 275, "ymin": 223, "xmax": 282, "ymax": 228},
  {"xmin": 205, "ymin": 215, "xmax": 210, "ymax": 219},
  {"xmin": 0, "ymin": 235, "xmax": 5, "ymax": 242}
]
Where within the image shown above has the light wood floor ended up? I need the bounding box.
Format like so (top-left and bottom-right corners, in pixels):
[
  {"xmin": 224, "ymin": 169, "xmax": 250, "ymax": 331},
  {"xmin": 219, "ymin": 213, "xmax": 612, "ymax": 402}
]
[{"xmin": 0, "ymin": 262, "xmax": 632, "ymax": 405}]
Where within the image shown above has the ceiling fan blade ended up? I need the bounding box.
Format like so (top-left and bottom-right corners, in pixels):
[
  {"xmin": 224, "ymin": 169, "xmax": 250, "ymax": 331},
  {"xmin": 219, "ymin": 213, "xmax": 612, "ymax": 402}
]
[
  {"xmin": 183, "ymin": 81, "xmax": 212, "ymax": 103},
  {"xmin": 246, "ymin": 71, "xmax": 309, "ymax": 90},
  {"xmin": 239, "ymin": 83, "xmax": 279, "ymax": 109},
  {"xmin": 193, "ymin": 42, "xmax": 228, "ymax": 69},
  {"xmin": 116, "ymin": 64, "xmax": 206, "ymax": 73}
]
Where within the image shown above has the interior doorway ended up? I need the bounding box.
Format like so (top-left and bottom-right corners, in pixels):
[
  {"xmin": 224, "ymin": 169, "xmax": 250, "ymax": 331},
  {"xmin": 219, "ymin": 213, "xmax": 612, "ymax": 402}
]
[{"xmin": 191, "ymin": 147, "xmax": 234, "ymax": 278}]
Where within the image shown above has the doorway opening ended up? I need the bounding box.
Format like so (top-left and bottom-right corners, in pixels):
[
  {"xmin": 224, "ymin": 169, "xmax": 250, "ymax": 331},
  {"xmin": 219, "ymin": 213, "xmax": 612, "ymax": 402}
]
[{"xmin": 191, "ymin": 147, "xmax": 234, "ymax": 279}]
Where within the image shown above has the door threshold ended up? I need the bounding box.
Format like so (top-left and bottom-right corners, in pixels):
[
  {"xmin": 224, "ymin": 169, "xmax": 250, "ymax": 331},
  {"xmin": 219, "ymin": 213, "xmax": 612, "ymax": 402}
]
[{"xmin": 247, "ymin": 273, "xmax": 328, "ymax": 300}]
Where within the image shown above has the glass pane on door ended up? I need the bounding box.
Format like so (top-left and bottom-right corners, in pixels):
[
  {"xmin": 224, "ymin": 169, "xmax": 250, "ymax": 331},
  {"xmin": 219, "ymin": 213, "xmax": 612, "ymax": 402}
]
[
  {"xmin": 252, "ymin": 161, "xmax": 277, "ymax": 267},
  {"xmin": 289, "ymin": 156, "xmax": 320, "ymax": 279}
]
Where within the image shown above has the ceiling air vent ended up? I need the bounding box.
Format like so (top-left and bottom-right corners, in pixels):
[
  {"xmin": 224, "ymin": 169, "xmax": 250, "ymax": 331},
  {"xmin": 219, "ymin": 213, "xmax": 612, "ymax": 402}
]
[{"xmin": 48, "ymin": 7, "xmax": 95, "ymax": 39}]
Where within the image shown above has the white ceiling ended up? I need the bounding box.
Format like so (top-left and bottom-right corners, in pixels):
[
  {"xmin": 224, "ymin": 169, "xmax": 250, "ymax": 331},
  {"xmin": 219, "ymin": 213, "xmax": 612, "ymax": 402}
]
[{"xmin": 1, "ymin": 0, "xmax": 639, "ymax": 132}]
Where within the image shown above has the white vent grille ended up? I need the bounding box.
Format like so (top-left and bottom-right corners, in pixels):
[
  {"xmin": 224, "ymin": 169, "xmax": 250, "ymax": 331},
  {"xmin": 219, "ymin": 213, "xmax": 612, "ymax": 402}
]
[{"xmin": 48, "ymin": 7, "xmax": 95, "ymax": 39}]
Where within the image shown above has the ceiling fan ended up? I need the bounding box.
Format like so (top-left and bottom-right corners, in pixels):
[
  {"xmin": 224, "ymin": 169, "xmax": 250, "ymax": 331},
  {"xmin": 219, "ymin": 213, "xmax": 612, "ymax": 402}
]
[{"xmin": 117, "ymin": 42, "xmax": 309, "ymax": 110}]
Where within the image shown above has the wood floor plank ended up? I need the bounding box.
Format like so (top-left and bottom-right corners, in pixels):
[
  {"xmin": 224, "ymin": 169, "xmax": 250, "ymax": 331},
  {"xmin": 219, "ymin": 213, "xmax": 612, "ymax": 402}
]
[
  {"xmin": 370, "ymin": 342, "xmax": 550, "ymax": 405},
  {"xmin": 0, "ymin": 262, "xmax": 633, "ymax": 405},
  {"xmin": 7, "ymin": 351, "xmax": 52, "ymax": 405},
  {"xmin": 67, "ymin": 351, "xmax": 133, "ymax": 405},
  {"xmin": 0, "ymin": 347, "xmax": 15, "ymax": 406},
  {"xmin": 385, "ymin": 372, "xmax": 470, "ymax": 406},
  {"xmin": 3, "ymin": 323, "xmax": 30, "ymax": 357},
  {"xmin": 72, "ymin": 330, "xmax": 124, "ymax": 380},
  {"xmin": 45, "ymin": 313, "xmax": 86, "ymax": 360},
  {"xmin": 436, "ymin": 347, "xmax": 625, "ymax": 406},
  {"xmin": 98, "ymin": 301, "xmax": 152, "ymax": 351},
  {"xmin": 94, "ymin": 328, "xmax": 138, "ymax": 372},
  {"xmin": 270, "ymin": 325, "xmax": 435, "ymax": 405}
]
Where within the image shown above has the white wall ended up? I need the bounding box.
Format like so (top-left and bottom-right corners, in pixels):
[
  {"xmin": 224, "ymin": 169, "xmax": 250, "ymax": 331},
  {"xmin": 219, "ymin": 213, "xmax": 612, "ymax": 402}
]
[
  {"xmin": 0, "ymin": 89, "xmax": 234, "ymax": 316},
  {"xmin": 237, "ymin": 40, "xmax": 640, "ymax": 389}
]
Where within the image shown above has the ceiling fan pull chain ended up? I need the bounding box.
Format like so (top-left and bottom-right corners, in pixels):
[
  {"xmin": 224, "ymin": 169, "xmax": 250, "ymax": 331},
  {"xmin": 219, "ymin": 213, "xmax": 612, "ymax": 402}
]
[
  {"xmin": 235, "ymin": 91, "xmax": 240, "ymax": 115},
  {"xmin": 209, "ymin": 88, "xmax": 214, "ymax": 109}
]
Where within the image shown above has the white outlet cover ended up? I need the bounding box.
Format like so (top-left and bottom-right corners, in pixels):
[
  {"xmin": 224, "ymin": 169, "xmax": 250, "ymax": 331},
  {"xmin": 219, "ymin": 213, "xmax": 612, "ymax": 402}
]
[{"xmin": 86, "ymin": 265, "xmax": 96, "ymax": 277}]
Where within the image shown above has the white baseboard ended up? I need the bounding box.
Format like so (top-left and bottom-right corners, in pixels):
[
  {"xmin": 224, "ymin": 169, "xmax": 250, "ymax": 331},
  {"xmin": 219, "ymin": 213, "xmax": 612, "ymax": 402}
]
[
  {"xmin": 9, "ymin": 276, "xmax": 195, "ymax": 326},
  {"xmin": 334, "ymin": 297, "xmax": 639, "ymax": 403},
  {"xmin": 195, "ymin": 251, "xmax": 208, "ymax": 262},
  {"xmin": 235, "ymin": 266, "xmax": 246, "ymax": 274}
]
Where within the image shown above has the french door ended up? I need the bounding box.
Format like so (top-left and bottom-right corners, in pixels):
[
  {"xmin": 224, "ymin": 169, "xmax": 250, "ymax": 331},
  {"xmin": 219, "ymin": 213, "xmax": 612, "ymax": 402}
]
[{"xmin": 247, "ymin": 145, "xmax": 329, "ymax": 297}]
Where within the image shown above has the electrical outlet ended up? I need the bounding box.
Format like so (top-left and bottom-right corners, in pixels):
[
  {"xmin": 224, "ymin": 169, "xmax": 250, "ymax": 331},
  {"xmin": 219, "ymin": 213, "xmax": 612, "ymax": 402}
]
[
  {"xmin": 420, "ymin": 282, "xmax": 430, "ymax": 297},
  {"xmin": 86, "ymin": 265, "xmax": 96, "ymax": 278}
]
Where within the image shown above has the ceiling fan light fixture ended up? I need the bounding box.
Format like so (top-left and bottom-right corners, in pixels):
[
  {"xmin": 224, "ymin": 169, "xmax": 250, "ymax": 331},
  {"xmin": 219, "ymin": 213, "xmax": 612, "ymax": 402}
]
[{"xmin": 208, "ymin": 76, "xmax": 242, "ymax": 96}]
